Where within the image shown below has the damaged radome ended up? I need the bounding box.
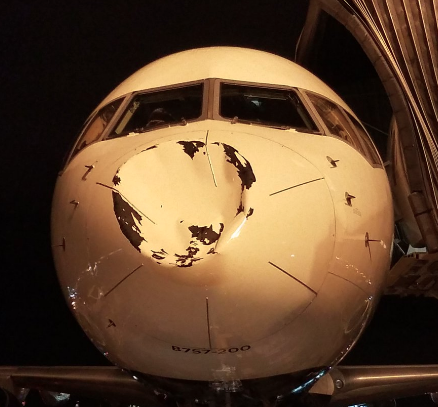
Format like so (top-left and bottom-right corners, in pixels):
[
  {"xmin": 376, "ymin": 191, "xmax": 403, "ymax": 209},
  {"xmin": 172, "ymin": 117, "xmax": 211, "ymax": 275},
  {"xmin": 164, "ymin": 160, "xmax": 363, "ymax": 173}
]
[{"xmin": 110, "ymin": 139, "xmax": 256, "ymax": 267}]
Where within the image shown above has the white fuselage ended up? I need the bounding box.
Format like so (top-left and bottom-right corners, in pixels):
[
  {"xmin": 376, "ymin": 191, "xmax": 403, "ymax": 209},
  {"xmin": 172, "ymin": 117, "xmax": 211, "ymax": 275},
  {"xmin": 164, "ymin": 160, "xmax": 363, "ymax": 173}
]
[{"xmin": 51, "ymin": 48, "xmax": 393, "ymax": 384}]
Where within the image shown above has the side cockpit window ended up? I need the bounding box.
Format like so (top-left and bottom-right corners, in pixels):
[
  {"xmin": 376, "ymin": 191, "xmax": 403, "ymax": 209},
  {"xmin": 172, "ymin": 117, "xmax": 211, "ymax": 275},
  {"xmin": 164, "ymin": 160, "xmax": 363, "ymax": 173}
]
[
  {"xmin": 307, "ymin": 92, "xmax": 381, "ymax": 166},
  {"xmin": 70, "ymin": 98, "xmax": 123, "ymax": 160},
  {"xmin": 219, "ymin": 83, "xmax": 318, "ymax": 132},
  {"xmin": 307, "ymin": 94, "xmax": 360, "ymax": 148},
  {"xmin": 346, "ymin": 112, "xmax": 382, "ymax": 165},
  {"xmin": 109, "ymin": 83, "xmax": 204, "ymax": 138}
]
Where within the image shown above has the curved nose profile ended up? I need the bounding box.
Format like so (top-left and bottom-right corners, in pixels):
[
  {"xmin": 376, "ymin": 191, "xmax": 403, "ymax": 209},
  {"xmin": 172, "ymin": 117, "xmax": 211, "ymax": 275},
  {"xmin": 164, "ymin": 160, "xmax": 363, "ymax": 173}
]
[
  {"xmin": 51, "ymin": 47, "xmax": 394, "ymax": 386},
  {"xmin": 105, "ymin": 130, "xmax": 336, "ymax": 345}
]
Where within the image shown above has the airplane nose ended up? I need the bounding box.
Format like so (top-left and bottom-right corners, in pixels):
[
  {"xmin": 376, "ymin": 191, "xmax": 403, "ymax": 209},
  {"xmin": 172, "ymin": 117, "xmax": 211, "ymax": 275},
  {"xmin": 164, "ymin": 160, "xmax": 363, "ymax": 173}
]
[{"xmin": 94, "ymin": 131, "xmax": 336, "ymax": 343}]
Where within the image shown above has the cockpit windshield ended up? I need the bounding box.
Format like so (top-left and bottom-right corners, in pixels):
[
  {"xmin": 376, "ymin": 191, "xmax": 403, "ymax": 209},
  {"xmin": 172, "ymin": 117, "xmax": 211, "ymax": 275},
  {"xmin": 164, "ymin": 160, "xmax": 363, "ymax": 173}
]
[
  {"xmin": 109, "ymin": 83, "xmax": 204, "ymax": 138},
  {"xmin": 219, "ymin": 83, "xmax": 318, "ymax": 131},
  {"xmin": 65, "ymin": 77, "xmax": 382, "ymax": 171}
]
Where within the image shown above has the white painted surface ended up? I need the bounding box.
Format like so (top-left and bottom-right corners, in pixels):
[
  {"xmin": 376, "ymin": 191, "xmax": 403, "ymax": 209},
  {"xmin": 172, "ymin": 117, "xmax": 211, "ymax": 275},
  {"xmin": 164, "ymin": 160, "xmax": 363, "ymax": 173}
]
[
  {"xmin": 97, "ymin": 47, "xmax": 352, "ymax": 113},
  {"xmin": 52, "ymin": 49, "xmax": 393, "ymax": 382}
]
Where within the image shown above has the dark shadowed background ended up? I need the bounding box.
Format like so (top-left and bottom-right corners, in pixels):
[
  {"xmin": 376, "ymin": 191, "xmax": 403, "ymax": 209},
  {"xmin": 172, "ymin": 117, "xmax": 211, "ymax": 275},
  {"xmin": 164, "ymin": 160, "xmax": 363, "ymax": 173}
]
[{"xmin": 2, "ymin": 1, "xmax": 438, "ymax": 405}]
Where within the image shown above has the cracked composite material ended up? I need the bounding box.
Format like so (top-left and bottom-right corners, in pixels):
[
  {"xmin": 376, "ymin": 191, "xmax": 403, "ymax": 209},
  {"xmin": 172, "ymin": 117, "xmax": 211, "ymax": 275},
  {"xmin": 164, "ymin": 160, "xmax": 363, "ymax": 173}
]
[
  {"xmin": 111, "ymin": 140, "xmax": 256, "ymax": 267},
  {"xmin": 112, "ymin": 191, "xmax": 145, "ymax": 252},
  {"xmin": 177, "ymin": 140, "xmax": 205, "ymax": 159}
]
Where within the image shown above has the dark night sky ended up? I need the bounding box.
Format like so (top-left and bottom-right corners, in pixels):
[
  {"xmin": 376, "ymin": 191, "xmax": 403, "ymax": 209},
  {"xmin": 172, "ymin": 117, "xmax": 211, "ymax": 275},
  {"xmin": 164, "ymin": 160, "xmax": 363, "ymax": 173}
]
[{"xmin": 3, "ymin": 2, "xmax": 438, "ymax": 401}]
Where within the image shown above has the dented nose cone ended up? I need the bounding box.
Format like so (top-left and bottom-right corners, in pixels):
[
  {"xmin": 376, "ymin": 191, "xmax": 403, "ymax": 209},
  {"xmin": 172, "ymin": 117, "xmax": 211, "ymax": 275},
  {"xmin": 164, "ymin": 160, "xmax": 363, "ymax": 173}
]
[
  {"xmin": 78, "ymin": 130, "xmax": 336, "ymax": 359},
  {"xmin": 106, "ymin": 131, "xmax": 335, "ymax": 340},
  {"xmin": 111, "ymin": 133, "xmax": 335, "ymax": 290},
  {"xmin": 55, "ymin": 129, "xmax": 339, "ymax": 378},
  {"xmin": 112, "ymin": 139, "xmax": 256, "ymax": 268}
]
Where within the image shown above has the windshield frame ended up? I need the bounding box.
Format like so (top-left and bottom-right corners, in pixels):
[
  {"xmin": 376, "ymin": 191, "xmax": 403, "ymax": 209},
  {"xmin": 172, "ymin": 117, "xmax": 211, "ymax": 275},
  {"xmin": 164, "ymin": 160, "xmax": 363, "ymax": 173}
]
[
  {"xmin": 64, "ymin": 78, "xmax": 382, "ymax": 171},
  {"xmin": 62, "ymin": 96, "xmax": 128, "ymax": 169},
  {"xmin": 212, "ymin": 79, "xmax": 322, "ymax": 133},
  {"xmin": 105, "ymin": 79, "xmax": 209, "ymax": 139}
]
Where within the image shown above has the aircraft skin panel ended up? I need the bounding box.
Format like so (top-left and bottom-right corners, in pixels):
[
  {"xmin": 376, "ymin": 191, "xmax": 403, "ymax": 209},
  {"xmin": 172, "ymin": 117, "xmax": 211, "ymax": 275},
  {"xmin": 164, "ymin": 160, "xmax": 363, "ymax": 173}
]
[
  {"xmin": 52, "ymin": 116, "xmax": 392, "ymax": 381},
  {"xmin": 245, "ymin": 272, "xmax": 373, "ymax": 374},
  {"xmin": 95, "ymin": 47, "xmax": 353, "ymax": 116}
]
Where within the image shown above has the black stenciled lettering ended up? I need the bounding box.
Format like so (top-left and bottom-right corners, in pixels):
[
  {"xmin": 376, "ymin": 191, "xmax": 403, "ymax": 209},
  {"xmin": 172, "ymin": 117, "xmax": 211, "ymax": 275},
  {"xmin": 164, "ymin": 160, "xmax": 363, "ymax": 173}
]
[{"xmin": 172, "ymin": 345, "xmax": 251, "ymax": 354}]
